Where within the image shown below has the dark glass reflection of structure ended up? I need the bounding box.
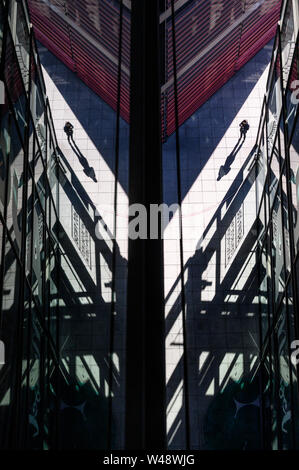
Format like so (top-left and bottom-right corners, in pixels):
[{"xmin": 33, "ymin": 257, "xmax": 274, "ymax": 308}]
[
  {"xmin": 255, "ymin": 0, "xmax": 299, "ymax": 449},
  {"xmin": 0, "ymin": 0, "xmax": 61, "ymax": 448},
  {"xmin": 0, "ymin": 0, "xmax": 299, "ymax": 452},
  {"xmin": 0, "ymin": 0, "xmax": 127, "ymax": 450}
]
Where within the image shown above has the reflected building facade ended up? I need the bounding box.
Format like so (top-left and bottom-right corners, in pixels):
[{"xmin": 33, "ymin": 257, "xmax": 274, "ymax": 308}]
[
  {"xmin": 255, "ymin": 0, "xmax": 299, "ymax": 449},
  {"xmin": 0, "ymin": 0, "xmax": 126, "ymax": 449},
  {"xmin": 0, "ymin": 0, "xmax": 61, "ymax": 448},
  {"xmin": 0, "ymin": 0, "xmax": 299, "ymax": 452},
  {"xmin": 26, "ymin": 0, "xmax": 281, "ymax": 139}
]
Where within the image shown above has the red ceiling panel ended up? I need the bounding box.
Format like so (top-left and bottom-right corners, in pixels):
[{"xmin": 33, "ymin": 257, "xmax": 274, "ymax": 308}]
[{"xmin": 27, "ymin": 0, "xmax": 282, "ymax": 140}]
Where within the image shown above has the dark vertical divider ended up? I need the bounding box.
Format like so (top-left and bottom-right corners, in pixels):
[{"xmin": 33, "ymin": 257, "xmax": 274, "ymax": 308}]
[{"xmin": 125, "ymin": 0, "xmax": 166, "ymax": 450}]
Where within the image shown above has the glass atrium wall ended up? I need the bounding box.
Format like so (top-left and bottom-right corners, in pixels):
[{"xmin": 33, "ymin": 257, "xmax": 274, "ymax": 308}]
[
  {"xmin": 0, "ymin": 0, "xmax": 298, "ymax": 452},
  {"xmin": 255, "ymin": 0, "xmax": 299, "ymax": 449},
  {"xmin": 0, "ymin": 0, "xmax": 128, "ymax": 449},
  {"xmin": 0, "ymin": 0, "xmax": 61, "ymax": 448}
]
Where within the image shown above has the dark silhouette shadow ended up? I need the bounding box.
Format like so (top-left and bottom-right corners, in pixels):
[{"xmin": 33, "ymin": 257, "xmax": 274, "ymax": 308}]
[
  {"xmin": 217, "ymin": 137, "xmax": 244, "ymax": 181},
  {"xmin": 68, "ymin": 135, "xmax": 98, "ymax": 182}
]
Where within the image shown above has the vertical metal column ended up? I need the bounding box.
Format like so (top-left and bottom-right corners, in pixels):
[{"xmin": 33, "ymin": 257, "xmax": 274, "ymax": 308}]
[{"xmin": 125, "ymin": 0, "xmax": 166, "ymax": 449}]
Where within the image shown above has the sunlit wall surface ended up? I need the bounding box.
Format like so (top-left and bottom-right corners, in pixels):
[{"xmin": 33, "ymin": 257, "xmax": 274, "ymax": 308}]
[
  {"xmin": 26, "ymin": 0, "xmax": 281, "ymax": 139},
  {"xmin": 255, "ymin": 0, "xmax": 299, "ymax": 449}
]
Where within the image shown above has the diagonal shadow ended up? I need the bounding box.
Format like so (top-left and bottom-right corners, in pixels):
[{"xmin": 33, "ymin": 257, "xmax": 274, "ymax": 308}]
[
  {"xmin": 68, "ymin": 135, "xmax": 98, "ymax": 182},
  {"xmin": 217, "ymin": 136, "xmax": 244, "ymax": 181},
  {"xmin": 165, "ymin": 143, "xmax": 258, "ymax": 337},
  {"xmin": 37, "ymin": 41, "xmax": 129, "ymax": 193},
  {"xmin": 165, "ymin": 144, "xmax": 262, "ymax": 449},
  {"xmin": 163, "ymin": 41, "xmax": 274, "ymax": 208}
]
